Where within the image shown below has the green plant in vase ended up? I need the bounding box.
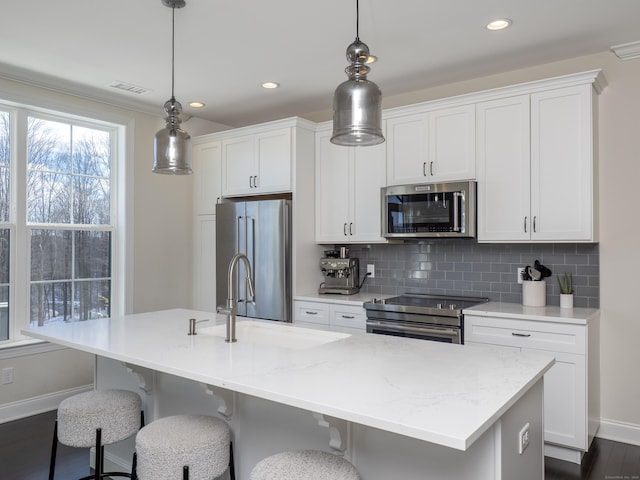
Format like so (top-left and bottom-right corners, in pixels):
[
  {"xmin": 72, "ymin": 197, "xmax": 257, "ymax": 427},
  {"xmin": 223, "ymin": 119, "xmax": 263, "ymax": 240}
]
[{"xmin": 557, "ymin": 272, "xmax": 573, "ymax": 295}]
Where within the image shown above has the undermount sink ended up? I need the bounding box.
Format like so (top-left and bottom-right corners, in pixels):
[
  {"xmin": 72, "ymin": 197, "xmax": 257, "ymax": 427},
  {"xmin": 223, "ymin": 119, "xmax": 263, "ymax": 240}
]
[{"xmin": 199, "ymin": 320, "xmax": 351, "ymax": 349}]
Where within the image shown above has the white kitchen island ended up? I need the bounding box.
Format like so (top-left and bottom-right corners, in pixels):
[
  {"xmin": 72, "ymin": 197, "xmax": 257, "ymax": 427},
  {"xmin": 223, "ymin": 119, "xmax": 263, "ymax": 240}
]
[{"xmin": 23, "ymin": 308, "xmax": 554, "ymax": 480}]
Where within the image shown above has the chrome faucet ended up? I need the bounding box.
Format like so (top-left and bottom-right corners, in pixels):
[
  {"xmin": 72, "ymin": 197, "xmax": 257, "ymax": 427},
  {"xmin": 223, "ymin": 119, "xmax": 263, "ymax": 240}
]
[{"xmin": 217, "ymin": 253, "xmax": 255, "ymax": 342}]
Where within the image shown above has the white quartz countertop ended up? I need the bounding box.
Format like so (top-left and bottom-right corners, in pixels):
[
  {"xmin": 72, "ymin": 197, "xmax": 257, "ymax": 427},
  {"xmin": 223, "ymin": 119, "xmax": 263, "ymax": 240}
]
[
  {"xmin": 294, "ymin": 292, "xmax": 393, "ymax": 306},
  {"xmin": 464, "ymin": 301, "xmax": 600, "ymax": 325},
  {"xmin": 22, "ymin": 309, "xmax": 554, "ymax": 451}
]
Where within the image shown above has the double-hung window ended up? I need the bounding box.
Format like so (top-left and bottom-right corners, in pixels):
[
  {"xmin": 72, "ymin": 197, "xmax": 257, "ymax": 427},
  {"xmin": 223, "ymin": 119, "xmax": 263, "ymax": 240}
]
[{"xmin": 1, "ymin": 104, "xmax": 119, "ymax": 345}]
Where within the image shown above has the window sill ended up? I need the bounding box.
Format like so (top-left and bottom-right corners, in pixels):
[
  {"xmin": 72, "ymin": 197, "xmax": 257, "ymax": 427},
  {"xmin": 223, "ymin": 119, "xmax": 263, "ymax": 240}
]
[{"xmin": 0, "ymin": 339, "xmax": 68, "ymax": 359}]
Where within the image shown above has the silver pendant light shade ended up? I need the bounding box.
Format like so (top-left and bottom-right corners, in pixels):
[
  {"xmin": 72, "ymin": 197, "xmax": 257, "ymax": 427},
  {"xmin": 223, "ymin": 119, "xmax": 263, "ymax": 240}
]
[
  {"xmin": 331, "ymin": 0, "xmax": 384, "ymax": 146},
  {"xmin": 153, "ymin": 0, "xmax": 192, "ymax": 175}
]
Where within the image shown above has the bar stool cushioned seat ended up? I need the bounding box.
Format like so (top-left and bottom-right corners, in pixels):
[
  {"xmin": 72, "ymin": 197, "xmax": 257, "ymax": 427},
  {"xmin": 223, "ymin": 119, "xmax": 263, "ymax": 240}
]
[
  {"xmin": 250, "ymin": 450, "xmax": 360, "ymax": 480},
  {"xmin": 58, "ymin": 389, "xmax": 142, "ymax": 447},
  {"xmin": 135, "ymin": 414, "xmax": 231, "ymax": 480}
]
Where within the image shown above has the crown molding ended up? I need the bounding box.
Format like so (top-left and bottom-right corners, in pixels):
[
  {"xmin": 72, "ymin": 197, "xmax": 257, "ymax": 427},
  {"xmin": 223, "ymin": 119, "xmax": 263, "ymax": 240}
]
[{"xmin": 611, "ymin": 41, "xmax": 640, "ymax": 61}]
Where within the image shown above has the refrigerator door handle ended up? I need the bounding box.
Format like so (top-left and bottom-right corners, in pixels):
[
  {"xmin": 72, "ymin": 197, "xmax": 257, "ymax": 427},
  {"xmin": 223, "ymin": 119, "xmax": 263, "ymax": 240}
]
[
  {"xmin": 236, "ymin": 215, "xmax": 244, "ymax": 303},
  {"xmin": 247, "ymin": 216, "xmax": 257, "ymax": 303}
]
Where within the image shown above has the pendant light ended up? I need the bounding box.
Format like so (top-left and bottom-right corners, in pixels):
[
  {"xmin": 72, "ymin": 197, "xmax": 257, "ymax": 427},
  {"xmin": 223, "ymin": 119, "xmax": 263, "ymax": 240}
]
[
  {"xmin": 331, "ymin": 0, "xmax": 384, "ymax": 146},
  {"xmin": 153, "ymin": 0, "xmax": 192, "ymax": 175}
]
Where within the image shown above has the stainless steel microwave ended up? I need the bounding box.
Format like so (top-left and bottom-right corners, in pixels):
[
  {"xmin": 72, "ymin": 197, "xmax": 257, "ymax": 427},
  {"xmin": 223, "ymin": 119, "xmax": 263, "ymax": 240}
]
[{"xmin": 382, "ymin": 181, "xmax": 476, "ymax": 238}]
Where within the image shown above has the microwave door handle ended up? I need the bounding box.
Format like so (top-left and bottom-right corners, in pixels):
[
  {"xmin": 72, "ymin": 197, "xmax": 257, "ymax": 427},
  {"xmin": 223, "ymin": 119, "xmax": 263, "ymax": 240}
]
[{"xmin": 453, "ymin": 192, "xmax": 460, "ymax": 232}]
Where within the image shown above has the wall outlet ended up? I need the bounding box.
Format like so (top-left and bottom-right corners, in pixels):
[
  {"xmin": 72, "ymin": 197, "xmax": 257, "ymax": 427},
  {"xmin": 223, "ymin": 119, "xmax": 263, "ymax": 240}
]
[
  {"xmin": 2, "ymin": 367, "xmax": 14, "ymax": 385},
  {"xmin": 367, "ymin": 264, "xmax": 375, "ymax": 278},
  {"xmin": 517, "ymin": 267, "xmax": 525, "ymax": 284},
  {"xmin": 518, "ymin": 422, "xmax": 530, "ymax": 454}
]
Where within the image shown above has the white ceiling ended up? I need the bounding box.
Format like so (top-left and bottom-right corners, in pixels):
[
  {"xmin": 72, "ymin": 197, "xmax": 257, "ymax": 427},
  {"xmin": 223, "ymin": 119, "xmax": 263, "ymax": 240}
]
[{"xmin": 1, "ymin": 0, "xmax": 639, "ymax": 128}]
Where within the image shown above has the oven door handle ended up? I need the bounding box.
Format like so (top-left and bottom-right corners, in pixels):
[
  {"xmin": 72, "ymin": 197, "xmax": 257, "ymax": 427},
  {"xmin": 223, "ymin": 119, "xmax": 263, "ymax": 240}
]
[{"xmin": 368, "ymin": 322, "xmax": 459, "ymax": 338}]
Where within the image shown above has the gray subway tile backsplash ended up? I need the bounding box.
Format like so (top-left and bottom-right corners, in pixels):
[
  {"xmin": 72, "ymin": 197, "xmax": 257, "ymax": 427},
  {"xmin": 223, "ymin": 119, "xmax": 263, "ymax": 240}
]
[{"xmin": 347, "ymin": 241, "xmax": 599, "ymax": 308}]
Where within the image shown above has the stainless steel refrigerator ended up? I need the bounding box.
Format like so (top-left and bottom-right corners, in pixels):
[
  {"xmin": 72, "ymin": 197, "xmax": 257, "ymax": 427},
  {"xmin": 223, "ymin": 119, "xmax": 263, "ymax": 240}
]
[{"xmin": 216, "ymin": 199, "xmax": 292, "ymax": 322}]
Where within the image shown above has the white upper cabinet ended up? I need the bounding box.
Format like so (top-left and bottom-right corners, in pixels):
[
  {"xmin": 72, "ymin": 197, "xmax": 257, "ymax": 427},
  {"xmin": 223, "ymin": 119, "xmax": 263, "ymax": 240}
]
[
  {"xmin": 221, "ymin": 127, "xmax": 292, "ymax": 196},
  {"xmin": 476, "ymin": 95, "xmax": 531, "ymax": 241},
  {"xmin": 386, "ymin": 104, "xmax": 475, "ymax": 185},
  {"xmin": 315, "ymin": 126, "xmax": 387, "ymax": 244},
  {"xmin": 477, "ymin": 81, "xmax": 599, "ymax": 242},
  {"xmin": 531, "ymin": 86, "xmax": 595, "ymax": 241},
  {"xmin": 192, "ymin": 139, "xmax": 222, "ymax": 215}
]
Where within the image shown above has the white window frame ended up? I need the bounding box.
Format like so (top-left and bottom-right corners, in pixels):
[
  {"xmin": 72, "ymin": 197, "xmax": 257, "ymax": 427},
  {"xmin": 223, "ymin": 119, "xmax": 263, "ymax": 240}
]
[{"xmin": 0, "ymin": 90, "xmax": 132, "ymax": 353}]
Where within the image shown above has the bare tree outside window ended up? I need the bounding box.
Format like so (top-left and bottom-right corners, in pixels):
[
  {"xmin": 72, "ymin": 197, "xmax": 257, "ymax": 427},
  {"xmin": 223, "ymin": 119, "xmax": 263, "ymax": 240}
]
[
  {"xmin": 0, "ymin": 110, "xmax": 10, "ymax": 340},
  {"xmin": 27, "ymin": 117, "xmax": 112, "ymax": 326}
]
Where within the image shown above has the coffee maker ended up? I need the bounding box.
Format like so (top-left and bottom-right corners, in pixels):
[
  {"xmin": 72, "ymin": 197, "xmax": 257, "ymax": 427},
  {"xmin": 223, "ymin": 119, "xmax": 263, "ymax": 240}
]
[{"xmin": 318, "ymin": 248, "xmax": 360, "ymax": 295}]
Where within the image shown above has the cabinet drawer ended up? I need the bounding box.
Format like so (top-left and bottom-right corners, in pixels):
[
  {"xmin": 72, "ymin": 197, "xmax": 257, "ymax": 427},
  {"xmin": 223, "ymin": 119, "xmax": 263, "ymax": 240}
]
[
  {"xmin": 294, "ymin": 301, "xmax": 329, "ymax": 325},
  {"xmin": 465, "ymin": 315, "xmax": 585, "ymax": 355},
  {"xmin": 330, "ymin": 305, "xmax": 366, "ymax": 330}
]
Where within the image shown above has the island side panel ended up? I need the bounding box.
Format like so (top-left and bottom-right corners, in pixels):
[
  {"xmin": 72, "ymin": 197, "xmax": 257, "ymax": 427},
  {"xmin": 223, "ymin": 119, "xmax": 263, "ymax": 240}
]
[
  {"xmin": 499, "ymin": 378, "xmax": 545, "ymax": 480},
  {"xmin": 350, "ymin": 377, "xmax": 544, "ymax": 480}
]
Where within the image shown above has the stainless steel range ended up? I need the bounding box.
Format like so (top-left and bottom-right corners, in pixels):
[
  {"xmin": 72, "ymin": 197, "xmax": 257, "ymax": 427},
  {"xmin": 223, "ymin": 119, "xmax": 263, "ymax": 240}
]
[{"xmin": 364, "ymin": 294, "xmax": 489, "ymax": 344}]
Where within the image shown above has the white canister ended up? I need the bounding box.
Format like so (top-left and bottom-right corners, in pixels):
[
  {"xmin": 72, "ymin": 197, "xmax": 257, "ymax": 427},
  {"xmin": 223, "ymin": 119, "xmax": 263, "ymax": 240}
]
[
  {"xmin": 560, "ymin": 293, "xmax": 574, "ymax": 309},
  {"xmin": 522, "ymin": 280, "xmax": 546, "ymax": 307}
]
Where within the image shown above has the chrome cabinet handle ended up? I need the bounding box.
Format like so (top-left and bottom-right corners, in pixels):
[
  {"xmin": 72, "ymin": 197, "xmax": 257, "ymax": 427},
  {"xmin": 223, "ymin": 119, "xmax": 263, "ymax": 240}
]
[
  {"xmin": 524, "ymin": 216, "xmax": 528, "ymax": 233},
  {"xmin": 341, "ymin": 315, "xmax": 355, "ymax": 319},
  {"xmin": 430, "ymin": 161, "xmax": 434, "ymax": 176},
  {"xmin": 533, "ymin": 216, "xmax": 537, "ymax": 233},
  {"xmin": 349, "ymin": 222, "xmax": 353, "ymax": 235},
  {"xmin": 511, "ymin": 332, "xmax": 531, "ymax": 337},
  {"xmin": 254, "ymin": 175, "xmax": 259, "ymax": 188},
  {"xmin": 344, "ymin": 223, "xmax": 348, "ymax": 236},
  {"xmin": 305, "ymin": 311, "xmax": 318, "ymax": 315},
  {"xmin": 423, "ymin": 162, "xmax": 427, "ymax": 176}
]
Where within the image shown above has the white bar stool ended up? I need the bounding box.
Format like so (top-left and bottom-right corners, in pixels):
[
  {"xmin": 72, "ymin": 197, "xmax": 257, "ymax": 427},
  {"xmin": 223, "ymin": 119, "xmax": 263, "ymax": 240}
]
[
  {"xmin": 250, "ymin": 450, "xmax": 360, "ymax": 480},
  {"xmin": 132, "ymin": 414, "xmax": 234, "ymax": 480},
  {"xmin": 49, "ymin": 389, "xmax": 143, "ymax": 480}
]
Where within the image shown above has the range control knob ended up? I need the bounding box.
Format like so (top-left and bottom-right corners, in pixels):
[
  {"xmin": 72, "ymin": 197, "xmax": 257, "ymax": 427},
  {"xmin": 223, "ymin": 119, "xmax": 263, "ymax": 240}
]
[
  {"xmin": 436, "ymin": 303, "xmax": 443, "ymax": 309},
  {"xmin": 449, "ymin": 304, "xmax": 457, "ymax": 310}
]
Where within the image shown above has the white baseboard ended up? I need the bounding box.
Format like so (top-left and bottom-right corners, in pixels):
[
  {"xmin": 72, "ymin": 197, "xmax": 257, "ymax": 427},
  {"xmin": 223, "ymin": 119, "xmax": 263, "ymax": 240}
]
[
  {"xmin": 0, "ymin": 385, "xmax": 93, "ymax": 424},
  {"xmin": 597, "ymin": 419, "xmax": 640, "ymax": 447}
]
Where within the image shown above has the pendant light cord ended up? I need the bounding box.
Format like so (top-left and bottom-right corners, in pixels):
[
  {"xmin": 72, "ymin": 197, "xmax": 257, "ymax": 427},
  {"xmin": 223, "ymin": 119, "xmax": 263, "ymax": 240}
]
[
  {"xmin": 171, "ymin": 5, "xmax": 176, "ymax": 101},
  {"xmin": 355, "ymin": 0, "xmax": 360, "ymax": 41}
]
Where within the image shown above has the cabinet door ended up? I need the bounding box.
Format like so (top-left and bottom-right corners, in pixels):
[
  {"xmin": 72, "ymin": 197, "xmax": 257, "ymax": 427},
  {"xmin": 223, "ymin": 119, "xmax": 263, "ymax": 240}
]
[
  {"xmin": 531, "ymin": 85, "xmax": 594, "ymax": 241},
  {"xmin": 193, "ymin": 215, "xmax": 216, "ymax": 312},
  {"xmin": 525, "ymin": 348, "xmax": 587, "ymax": 450},
  {"xmin": 315, "ymin": 131, "xmax": 352, "ymax": 243},
  {"xmin": 221, "ymin": 134, "xmax": 255, "ymax": 196},
  {"xmin": 193, "ymin": 141, "xmax": 222, "ymax": 215},
  {"xmin": 255, "ymin": 128, "xmax": 292, "ymax": 194},
  {"xmin": 385, "ymin": 113, "xmax": 429, "ymax": 185},
  {"xmin": 476, "ymin": 95, "xmax": 531, "ymax": 242},
  {"xmin": 428, "ymin": 105, "xmax": 476, "ymax": 181},
  {"xmin": 350, "ymin": 141, "xmax": 386, "ymax": 243}
]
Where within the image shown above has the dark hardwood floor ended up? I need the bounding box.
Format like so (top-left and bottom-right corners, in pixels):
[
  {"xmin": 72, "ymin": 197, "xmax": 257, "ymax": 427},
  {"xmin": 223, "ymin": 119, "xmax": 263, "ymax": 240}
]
[
  {"xmin": 0, "ymin": 410, "xmax": 89, "ymax": 480},
  {"xmin": 1, "ymin": 410, "xmax": 639, "ymax": 479}
]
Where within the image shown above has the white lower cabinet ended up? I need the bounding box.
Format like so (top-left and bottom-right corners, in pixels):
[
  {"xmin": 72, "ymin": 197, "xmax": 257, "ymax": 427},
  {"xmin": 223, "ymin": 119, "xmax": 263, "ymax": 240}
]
[
  {"xmin": 465, "ymin": 314, "xmax": 599, "ymax": 462},
  {"xmin": 294, "ymin": 300, "xmax": 366, "ymax": 333}
]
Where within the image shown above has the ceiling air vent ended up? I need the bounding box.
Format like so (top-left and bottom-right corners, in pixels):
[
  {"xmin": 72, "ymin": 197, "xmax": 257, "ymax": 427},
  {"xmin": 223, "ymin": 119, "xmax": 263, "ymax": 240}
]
[{"xmin": 107, "ymin": 81, "xmax": 152, "ymax": 95}]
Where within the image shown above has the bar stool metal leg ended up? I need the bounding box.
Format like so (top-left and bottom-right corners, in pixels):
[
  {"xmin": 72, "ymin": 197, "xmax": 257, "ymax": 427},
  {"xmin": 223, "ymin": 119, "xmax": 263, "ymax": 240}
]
[{"xmin": 49, "ymin": 420, "xmax": 58, "ymax": 480}]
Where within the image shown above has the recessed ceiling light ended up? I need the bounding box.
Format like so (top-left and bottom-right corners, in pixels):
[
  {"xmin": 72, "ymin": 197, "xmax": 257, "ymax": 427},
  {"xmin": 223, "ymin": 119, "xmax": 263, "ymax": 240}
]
[
  {"xmin": 262, "ymin": 82, "xmax": 280, "ymax": 89},
  {"xmin": 189, "ymin": 101, "xmax": 205, "ymax": 108},
  {"xmin": 486, "ymin": 18, "xmax": 512, "ymax": 31}
]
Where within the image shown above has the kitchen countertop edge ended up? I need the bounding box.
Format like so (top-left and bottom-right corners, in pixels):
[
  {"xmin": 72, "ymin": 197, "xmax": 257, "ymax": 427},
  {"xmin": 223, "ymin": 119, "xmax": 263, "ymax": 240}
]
[{"xmin": 464, "ymin": 301, "xmax": 600, "ymax": 325}]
